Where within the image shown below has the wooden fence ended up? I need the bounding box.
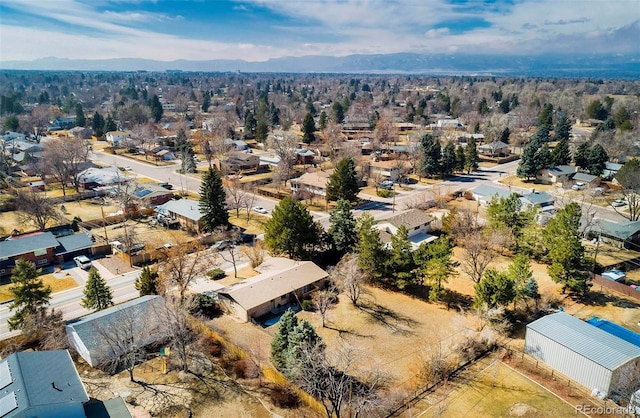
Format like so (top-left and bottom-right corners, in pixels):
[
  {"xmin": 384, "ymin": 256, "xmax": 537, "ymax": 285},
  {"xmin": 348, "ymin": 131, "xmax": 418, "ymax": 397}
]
[{"xmin": 592, "ymin": 274, "xmax": 640, "ymax": 300}]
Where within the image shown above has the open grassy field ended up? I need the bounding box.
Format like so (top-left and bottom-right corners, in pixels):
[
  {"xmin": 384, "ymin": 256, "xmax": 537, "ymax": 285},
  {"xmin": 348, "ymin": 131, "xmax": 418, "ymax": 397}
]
[
  {"xmin": 228, "ymin": 213, "xmax": 269, "ymax": 235},
  {"xmin": 415, "ymin": 360, "xmax": 579, "ymax": 418}
]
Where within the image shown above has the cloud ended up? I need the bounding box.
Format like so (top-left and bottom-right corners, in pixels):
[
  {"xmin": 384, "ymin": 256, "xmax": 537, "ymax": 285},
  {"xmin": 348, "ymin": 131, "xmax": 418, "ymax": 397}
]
[{"xmin": 544, "ymin": 17, "xmax": 590, "ymax": 26}]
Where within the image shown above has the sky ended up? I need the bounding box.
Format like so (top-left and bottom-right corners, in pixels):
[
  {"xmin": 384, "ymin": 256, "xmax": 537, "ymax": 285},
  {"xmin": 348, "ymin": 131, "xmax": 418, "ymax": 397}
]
[{"xmin": 0, "ymin": 0, "xmax": 639, "ymax": 62}]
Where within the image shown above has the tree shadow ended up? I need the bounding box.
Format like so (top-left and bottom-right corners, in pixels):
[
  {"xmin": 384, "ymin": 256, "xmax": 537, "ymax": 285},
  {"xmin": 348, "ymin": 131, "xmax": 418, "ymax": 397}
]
[
  {"xmin": 357, "ymin": 301, "xmax": 418, "ymax": 336},
  {"xmin": 581, "ymin": 291, "xmax": 640, "ymax": 309},
  {"xmin": 323, "ymin": 323, "xmax": 373, "ymax": 339}
]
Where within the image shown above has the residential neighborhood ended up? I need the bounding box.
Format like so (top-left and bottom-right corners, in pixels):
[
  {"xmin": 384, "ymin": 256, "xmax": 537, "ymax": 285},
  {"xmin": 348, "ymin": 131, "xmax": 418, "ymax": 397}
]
[{"xmin": 1, "ymin": 70, "xmax": 640, "ymax": 418}]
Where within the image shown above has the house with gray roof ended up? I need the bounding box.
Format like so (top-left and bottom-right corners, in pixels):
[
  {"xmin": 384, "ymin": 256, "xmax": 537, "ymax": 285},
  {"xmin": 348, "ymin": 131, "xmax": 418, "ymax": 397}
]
[
  {"xmin": 571, "ymin": 172, "xmax": 601, "ymax": 188},
  {"xmin": 66, "ymin": 295, "xmax": 168, "ymax": 368},
  {"xmin": 155, "ymin": 199, "xmax": 203, "ymax": 233},
  {"xmin": 478, "ymin": 140, "xmax": 511, "ymax": 157},
  {"xmin": 603, "ymin": 162, "xmax": 623, "ymax": 180},
  {"xmin": 0, "ymin": 350, "xmax": 89, "ymax": 418},
  {"xmin": 588, "ymin": 219, "xmax": 640, "ymax": 249},
  {"xmin": 129, "ymin": 184, "xmax": 173, "ymax": 207},
  {"xmin": 216, "ymin": 259, "xmax": 328, "ymax": 322},
  {"xmin": 471, "ymin": 184, "xmax": 515, "ymax": 206},
  {"xmin": 525, "ymin": 312, "xmax": 640, "ymax": 397},
  {"xmin": 374, "ymin": 209, "xmax": 436, "ymax": 250},
  {"xmin": 521, "ymin": 191, "xmax": 555, "ymax": 211},
  {"xmin": 537, "ymin": 165, "xmax": 576, "ymax": 185}
]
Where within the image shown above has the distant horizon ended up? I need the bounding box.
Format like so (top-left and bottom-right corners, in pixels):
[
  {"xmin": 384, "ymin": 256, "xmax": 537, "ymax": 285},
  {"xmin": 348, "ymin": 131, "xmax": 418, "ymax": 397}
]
[{"xmin": 1, "ymin": 0, "xmax": 639, "ymax": 64}]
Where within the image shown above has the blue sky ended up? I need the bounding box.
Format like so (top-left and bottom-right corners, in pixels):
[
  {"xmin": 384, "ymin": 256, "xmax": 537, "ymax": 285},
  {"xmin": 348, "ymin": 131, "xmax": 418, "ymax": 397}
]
[{"xmin": 0, "ymin": 0, "xmax": 638, "ymax": 61}]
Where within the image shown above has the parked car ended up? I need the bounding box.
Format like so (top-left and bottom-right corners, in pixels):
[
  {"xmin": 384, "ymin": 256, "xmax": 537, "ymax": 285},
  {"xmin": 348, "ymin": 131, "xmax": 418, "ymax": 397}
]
[
  {"xmin": 121, "ymin": 166, "xmax": 132, "ymax": 171},
  {"xmin": 73, "ymin": 255, "xmax": 92, "ymax": 270},
  {"xmin": 212, "ymin": 240, "xmax": 234, "ymax": 251},
  {"xmin": 158, "ymin": 183, "xmax": 173, "ymax": 190},
  {"xmin": 237, "ymin": 233, "xmax": 256, "ymax": 244},
  {"xmin": 253, "ymin": 206, "xmax": 268, "ymax": 214},
  {"xmin": 612, "ymin": 199, "xmax": 627, "ymax": 207},
  {"xmin": 378, "ymin": 180, "xmax": 394, "ymax": 190},
  {"xmin": 571, "ymin": 182, "xmax": 585, "ymax": 190}
]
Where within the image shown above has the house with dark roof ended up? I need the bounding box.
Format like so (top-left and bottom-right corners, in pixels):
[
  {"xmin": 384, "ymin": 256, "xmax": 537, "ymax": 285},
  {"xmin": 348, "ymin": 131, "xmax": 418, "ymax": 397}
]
[
  {"xmin": 571, "ymin": 172, "xmax": 601, "ymax": 189},
  {"xmin": 0, "ymin": 232, "xmax": 95, "ymax": 279},
  {"xmin": 221, "ymin": 151, "xmax": 260, "ymax": 173},
  {"xmin": 602, "ymin": 162, "xmax": 623, "ymax": 180},
  {"xmin": 155, "ymin": 199, "xmax": 203, "ymax": 233},
  {"xmin": 521, "ymin": 191, "xmax": 555, "ymax": 211},
  {"xmin": 0, "ymin": 350, "xmax": 89, "ymax": 418},
  {"xmin": 66, "ymin": 295, "xmax": 168, "ymax": 368},
  {"xmin": 216, "ymin": 259, "xmax": 328, "ymax": 322},
  {"xmin": 537, "ymin": 165, "xmax": 576, "ymax": 185},
  {"xmin": 374, "ymin": 209, "xmax": 435, "ymax": 250},
  {"xmin": 525, "ymin": 312, "xmax": 640, "ymax": 397},
  {"xmin": 588, "ymin": 219, "xmax": 640, "ymax": 249},
  {"xmin": 129, "ymin": 184, "xmax": 173, "ymax": 207}
]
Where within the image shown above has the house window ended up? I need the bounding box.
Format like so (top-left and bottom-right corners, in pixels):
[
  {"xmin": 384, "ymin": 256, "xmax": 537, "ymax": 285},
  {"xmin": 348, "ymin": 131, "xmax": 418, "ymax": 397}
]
[
  {"xmin": 36, "ymin": 259, "xmax": 47, "ymax": 265},
  {"xmin": 33, "ymin": 248, "xmax": 47, "ymax": 256}
]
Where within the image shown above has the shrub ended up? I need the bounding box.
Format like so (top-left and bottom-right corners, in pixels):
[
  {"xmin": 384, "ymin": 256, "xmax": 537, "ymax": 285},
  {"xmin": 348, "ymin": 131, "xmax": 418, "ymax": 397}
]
[
  {"xmin": 301, "ymin": 299, "xmax": 314, "ymax": 311},
  {"xmin": 189, "ymin": 293, "xmax": 221, "ymax": 318},
  {"xmin": 207, "ymin": 268, "xmax": 226, "ymax": 280},
  {"xmin": 232, "ymin": 358, "xmax": 260, "ymax": 379},
  {"xmin": 377, "ymin": 189, "xmax": 392, "ymax": 198},
  {"xmin": 269, "ymin": 384, "xmax": 300, "ymax": 409}
]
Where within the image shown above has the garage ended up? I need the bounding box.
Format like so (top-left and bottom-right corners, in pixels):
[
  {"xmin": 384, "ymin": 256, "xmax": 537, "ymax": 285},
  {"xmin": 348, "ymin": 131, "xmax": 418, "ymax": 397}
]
[{"xmin": 525, "ymin": 312, "xmax": 640, "ymax": 397}]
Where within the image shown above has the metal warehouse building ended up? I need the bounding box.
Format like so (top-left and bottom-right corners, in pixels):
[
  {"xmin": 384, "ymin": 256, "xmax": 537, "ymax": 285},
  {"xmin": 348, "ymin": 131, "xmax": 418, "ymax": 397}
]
[{"xmin": 525, "ymin": 312, "xmax": 640, "ymax": 396}]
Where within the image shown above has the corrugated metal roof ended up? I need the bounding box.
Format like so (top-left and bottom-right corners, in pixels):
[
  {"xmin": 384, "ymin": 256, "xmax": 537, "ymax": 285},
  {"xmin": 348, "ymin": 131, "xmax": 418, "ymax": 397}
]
[{"xmin": 527, "ymin": 312, "xmax": 640, "ymax": 370}]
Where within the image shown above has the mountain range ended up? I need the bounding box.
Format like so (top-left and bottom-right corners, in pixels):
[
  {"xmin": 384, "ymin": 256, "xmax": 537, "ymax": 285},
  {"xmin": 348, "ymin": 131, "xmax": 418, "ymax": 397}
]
[{"xmin": 2, "ymin": 53, "xmax": 639, "ymax": 78}]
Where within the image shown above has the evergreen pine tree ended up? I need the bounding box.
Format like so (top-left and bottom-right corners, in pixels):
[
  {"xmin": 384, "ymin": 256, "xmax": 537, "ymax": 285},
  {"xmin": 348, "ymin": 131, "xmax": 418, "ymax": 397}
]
[
  {"xmin": 92, "ymin": 111, "xmax": 104, "ymax": 137},
  {"xmin": 551, "ymin": 137, "xmax": 571, "ymax": 166},
  {"xmin": 441, "ymin": 140, "xmax": 457, "ymax": 176},
  {"xmin": 454, "ymin": 145, "xmax": 466, "ymax": 173},
  {"xmin": 81, "ymin": 267, "xmax": 113, "ymax": 311},
  {"xmin": 75, "ymin": 103, "xmax": 86, "ymax": 127},
  {"xmin": 574, "ymin": 142, "xmax": 590, "ymax": 170},
  {"xmin": 302, "ymin": 112, "xmax": 316, "ymax": 143},
  {"xmin": 318, "ymin": 111, "xmax": 327, "ymax": 130},
  {"xmin": 464, "ymin": 138, "xmax": 479, "ymax": 173},
  {"xmin": 328, "ymin": 199, "xmax": 357, "ymax": 254},
  {"xmin": 135, "ymin": 266, "xmax": 159, "ymax": 296},
  {"xmin": 264, "ymin": 197, "xmax": 319, "ymax": 259},
  {"xmin": 554, "ymin": 115, "xmax": 572, "ymax": 141},
  {"xmin": 199, "ymin": 168, "xmax": 229, "ymax": 232},
  {"xmin": 535, "ymin": 143, "xmax": 553, "ymax": 170},
  {"xmin": 517, "ymin": 137, "xmax": 541, "ymax": 180},
  {"xmin": 385, "ymin": 225, "xmax": 416, "ymax": 289},
  {"xmin": 500, "ymin": 127, "xmax": 511, "ymax": 143},
  {"xmin": 8, "ymin": 259, "xmax": 52, "ymax": 331},
  {"xmin": 355, "ymin": 213, "xmax": 385, "ymax": 279},
  {"xmin": 420, "ymin": 133, "xmax": 442, "ymax": 177},
  {"xmin": 270, "ymin": 309, "xmax": 299, "ymax": 371},
  {"xmin": 587, "ymin": 144, "xmax": 609, "ymax": 176},
  {"xmin": 326, "ymin": 157, "xmax": 359, "ymax": 202},
  {"xmin": 150, "ymin": 94, "xmax": 163, "ymax": 122}
]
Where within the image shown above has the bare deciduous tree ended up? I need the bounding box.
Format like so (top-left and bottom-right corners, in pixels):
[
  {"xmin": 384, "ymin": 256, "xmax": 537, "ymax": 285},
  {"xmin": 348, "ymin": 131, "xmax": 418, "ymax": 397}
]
[
  {"xmin": 332, "ymin": 253, "xmax": 367, "ymax": 306},
  {"xmin": 240, "ymin": 239, "xmax": 266, "ymax": 268},
  {"xmin": 225, "ymin": 179, "xmax": 251, "ymax": 218},
  {"xmin": 313, "ymin": 287, "xmax": 337, "ymax": 327},
  {"xmin": 460, "ymin": 230, "xmax": 497, "ymax": 283},
  {"xmin": 213, "ymin": 226, "xmax": 241, "ymax": 278},
  {"xmin": 15, "ymin": 190, "xmax": 61, "ymax": 231},
  {"xmin": 268, "ymin": 131, "xmax": 299, "ymax": 186},
  {"xmin": 159, "ymin": 242, "xmax": 215, "ymax": 306}
]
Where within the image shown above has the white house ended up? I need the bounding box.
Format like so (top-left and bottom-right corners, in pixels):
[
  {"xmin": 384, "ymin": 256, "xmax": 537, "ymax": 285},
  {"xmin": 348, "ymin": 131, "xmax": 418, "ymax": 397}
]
[
  {"xmin": 375, "ymin": 209, "xmax": 435, "ymax": 250},
  {"xmin": 290, "ymin": 169, "xmax": 332, "ymax": 197},
  {"xmin": 105, "ymin": 130, "xmax": 132, "ymax": 146}
]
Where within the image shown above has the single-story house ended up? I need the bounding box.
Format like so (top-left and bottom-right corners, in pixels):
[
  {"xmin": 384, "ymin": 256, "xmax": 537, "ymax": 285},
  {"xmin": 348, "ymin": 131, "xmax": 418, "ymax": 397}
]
[
  {"xmin": 48, "ymin": 117, "xmax": 76, "ymax": 131},
  {"xmin": 223, "ymin": 139, "xmax": 249, "ymax": 151},
  {"xmin": 68, "ymin": 126, "xmax": 93, "ymax": 139},
  {"xmin": 368, "ymin": 160, "xmax": 403, "ymax": 182},
  {"xmin": 28, "ymin": 180, "xmax": 45, "ymax": 192},
  {"xmin": 221, "ymin": 151, "xmax": 260, "ymax": 173},
  {"xmin": 471, "ymin": 184, "xmax": 515, "ymax": 206},
  {"xmin": 570, "ymin": 172, "xmax": 601, "ymax": 189},
  {"xmin": 0, "ymin": 232, "xmax": 96, "ymax": 278},
  {"xmin": 66, "ymin": 295, "xmax": 168, "ymax": 368},
  {"xmin": 78, "ymin": 166, "xmax": 126, "ymax": 190},
  {"xmin": 154, "ymin": 148, "xmax": 175, "ymax": 161},
  {"xmin": 588, "ymin": 219, "xmax": 640, "ymax": 249},
  {"xmin": 525, "ymin": 312, "xmax": 640, "ymax": 397},
  {"xmin": 456, "ymin": 133, "xmax": 485, "ymax": 144},
  {"xmin": 537, "ymin": 165, "xmax": 577, "ymax": 185},
  {"xmin": 105, "ymin": 131, "xmax": 132, "ymax": 146},
  {"xmin": 216, "ymin": 259, "xmax": 329, "ymax": 323},
  {"xmin": 375, "ymin": 209, "xmax": 436, "ymax": 250},
  {"xmin": 478, "ymin": 141, "xmax": 511, "ymax": 157},
  {"xmin": 130, "ymin": 184, "xmax": 174, "ymax": 207},
  {"xmin": 0, "ymin": 350, "xmax": 89, "ymax": 418},
  {"xmin": 296, "ymin": 149, "xmax": 316, "ymax": 165},
  {"xmin": 521, "ymin": 191, "xmax": 555, "ymax": 211},
  {"xmin": 434, "ymin": 119, "xmax": 464, "ymax": 129},
  {"xmin": 290, "ymin": 169, "xmax": 332, "ymax": 198},
  {"xmin": 602, "ymin": 162, "xmax": 623, "ymax": 180},
  {"xmin": 155, "ymin": 199, "xmax": 203, "ymax": 233}
]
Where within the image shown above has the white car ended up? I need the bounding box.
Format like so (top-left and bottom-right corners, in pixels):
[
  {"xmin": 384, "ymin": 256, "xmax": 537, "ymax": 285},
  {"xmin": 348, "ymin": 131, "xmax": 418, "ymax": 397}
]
[
  {"xmin": 73, "ymin": 255, "xmax": 92, "ymax": 270},
  {"xmin": 253, "ymin": 206, "xmax": 268, "ymax": 214},
  {"xmin": 571, "ymin": 182, "xmax": 585, "ymax": 190},
  {"xmin": 121, "ymin": 166, "xmax": 132, "ymax": 171},
  {"xmin": 611, "ymin": 199, "xmax": 626, "ymax": 207}
]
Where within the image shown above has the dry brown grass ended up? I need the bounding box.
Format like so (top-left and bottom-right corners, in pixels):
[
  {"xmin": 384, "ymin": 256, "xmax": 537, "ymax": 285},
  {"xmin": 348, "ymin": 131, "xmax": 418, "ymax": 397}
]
[
  {"xmin": 229, "ymin": 213, "xmax": 269, "ymax": 235},
  {"xmin": 0, "ymin": 273, "xmax": 78, "ymax": 303}
]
